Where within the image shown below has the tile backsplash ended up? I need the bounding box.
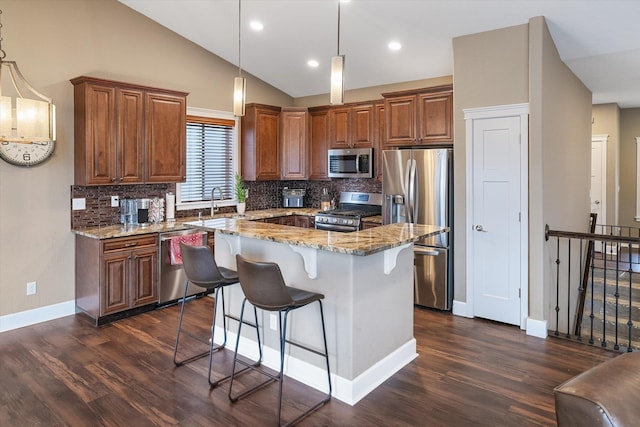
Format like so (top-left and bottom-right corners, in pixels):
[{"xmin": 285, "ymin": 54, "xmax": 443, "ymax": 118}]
[{"xmin": 71, "ymin": 179, "xmax": 382, "ymax": 229}]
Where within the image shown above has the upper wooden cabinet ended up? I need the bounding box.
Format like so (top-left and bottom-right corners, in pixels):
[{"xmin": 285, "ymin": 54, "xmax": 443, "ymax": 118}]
[
  {"xmin": 383, "ymin": 85, "xmax": 453, "ymax": 147},
  {"xmin": 144, "ymin": 91, "xmax": 187, "ymax": 183},
  {"xmin": 71, "ymin": 76, "xmax": 187, "ymax": 185},
  {"xmin": 308, "ymin": 107, "xmax": 330, "ymax": 180},
  {"xmin": 280, "ymin": 108, "xmax": 309, "ymax": 180},
  {"xmin": 329, "ymin": 103, "xmax": 374, "ymax": 148},
  {"xmin": 374, "ymin": 102, "xmax": 385, "ymax": 182},
  {"xmin": 241, "ymin": 104, "xmax": 281, "ymax": 181}
]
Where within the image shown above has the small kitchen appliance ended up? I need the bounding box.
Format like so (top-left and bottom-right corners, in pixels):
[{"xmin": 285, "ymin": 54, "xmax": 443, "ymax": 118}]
[
  {"xmin": 282, "ymin": 188, "xmax": 305, "ymax": 208},
  {"xmin": 315, "ymin": 191, "xmax": 382, "ymax": 232}
]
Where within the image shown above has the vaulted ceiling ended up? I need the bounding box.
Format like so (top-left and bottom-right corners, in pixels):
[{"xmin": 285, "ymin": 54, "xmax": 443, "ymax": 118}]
[{"xmin": 119, "ymin": 0, "xmax": 640, "ymax": 108}]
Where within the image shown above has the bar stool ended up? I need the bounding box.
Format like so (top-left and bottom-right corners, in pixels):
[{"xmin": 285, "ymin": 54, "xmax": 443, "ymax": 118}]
[
  {"xmin": 174, "ymin": 243, "xmax": 262, "ymax": 388},
  {"xmin": 229, "ymin": 254, "xmax": 332, "ymax": 427}
]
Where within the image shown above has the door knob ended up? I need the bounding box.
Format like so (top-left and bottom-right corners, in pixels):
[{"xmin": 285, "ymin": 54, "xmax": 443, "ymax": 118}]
[
  {"xmin": 475, "ymin": 225, "xmax": 487, "ymax": 232},
  {"xmin": 595, "ymin": 200, "xmax": 600, "ymax": 205}
]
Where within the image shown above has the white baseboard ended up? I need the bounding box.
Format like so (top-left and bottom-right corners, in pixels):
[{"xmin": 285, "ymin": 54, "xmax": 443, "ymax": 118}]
[
  {"xmin": 452, "ymin": 299, "xmax": 472, "ymax": 318},
  {"xmin": 214, "ymin": 326, "xmax": 417, "ymax": 405},
  {"xmin": 0, "ymin": 300, "xmax": 76, "ymax": 333},
  {"xmin": 526, "ymin": 317, "xmax": 548, "ymax": 338}
]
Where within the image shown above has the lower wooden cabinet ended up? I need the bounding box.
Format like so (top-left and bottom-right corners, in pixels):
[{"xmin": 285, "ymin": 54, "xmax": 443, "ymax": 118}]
[
  {"xmin": 76, "ymin": 234, "xmax": 159, "ymax": 324},
  {"xmin": 259, "ymin": 215, "xmax": 315, "ymax": 228}
]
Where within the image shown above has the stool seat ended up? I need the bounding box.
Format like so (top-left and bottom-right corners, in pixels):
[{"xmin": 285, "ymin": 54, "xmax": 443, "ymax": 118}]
[{"xmin": 554, "ymin": 352, "xmax": 640, "ymax": 426}]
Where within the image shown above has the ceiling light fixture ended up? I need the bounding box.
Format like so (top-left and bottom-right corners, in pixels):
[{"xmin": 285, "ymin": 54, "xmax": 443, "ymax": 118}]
[
  {"xmin": 330, "ymin": 0, "xmax": 344, "ymax": 105},
  {"xmin": 249, "ymin": 21, "xmax": 263, "ymax": 31},
  {"xmin": 307, "ymin": 59, "xmax": 319, "ymax": 68},
  {"xmin": 233, "ymin": 0, "xmax": 246, "ymax": 117},
  {"xmin": 0, "ymin": 9, "xmax": 56, "ymax": 145},
  {"xmin": 388, "ymin": 41, "xmax": 402, "ymax": 51}
]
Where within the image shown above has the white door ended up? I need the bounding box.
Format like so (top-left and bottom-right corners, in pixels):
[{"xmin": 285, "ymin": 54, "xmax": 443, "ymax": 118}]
[
  {"xmin": 472, "ymin": 116, "xmax": 522, "ymax": 325},
  {"xmin": 590, "ymin": 135, "xmax": 607, "ymax": 223}
]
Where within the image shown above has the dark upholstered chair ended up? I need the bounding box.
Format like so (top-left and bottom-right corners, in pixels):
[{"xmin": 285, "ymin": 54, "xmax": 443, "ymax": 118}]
[
  {"xmin": 174, "ymin": 243, "xmax": 261, "ymax": 387},
  {"xmin": 554, "ymin": 351, "xmax": 640, "ymax": 426},
  {"xmin": 229, "ymin": 254, "xmax": 332, "ymax": 426}
]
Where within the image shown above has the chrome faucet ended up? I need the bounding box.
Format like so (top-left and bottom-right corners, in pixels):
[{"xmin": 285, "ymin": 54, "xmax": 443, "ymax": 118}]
[{"xmin": 211, "ymin": 186, "xmax": 222, "ymax": 216}]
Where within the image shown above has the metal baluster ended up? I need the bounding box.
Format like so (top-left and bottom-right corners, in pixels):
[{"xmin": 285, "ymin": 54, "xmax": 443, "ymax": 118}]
[
  {"xmin": 602, "ymin": 239, "xmax": 608, "ymax": 348},
  {"xmin": 614, "ymin": 241, "xmax": 620, "ymax": 351},
  {"xmin": 589, "ymin": 239, "xmax": 595, "ymax": 345},
  {"xmin": 566, "ymin": 239, "xmax": 572, "ymax": 339},
  {"xmin": 554, "ymin": 237, "xmax": 561, "ymax": 337}
]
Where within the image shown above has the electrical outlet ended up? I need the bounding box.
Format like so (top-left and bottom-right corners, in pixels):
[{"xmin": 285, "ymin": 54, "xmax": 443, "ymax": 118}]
[
  {"xmin": 26, "ymin": 281, "xmax": 37, "ymax": 296},
  {"xmin": 72, "ymin": 198, "xmax": 86, "ymax": 211},
  {"xmin": 270, "ymin": 313, "xmax": 278, "ymax": 331},
  {"xmin": 111, "ymin": 195, "xmax": 119, "ymax": 207}
]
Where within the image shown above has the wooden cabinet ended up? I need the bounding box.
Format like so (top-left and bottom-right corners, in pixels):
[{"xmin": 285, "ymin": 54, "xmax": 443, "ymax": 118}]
[
  {"xmin": 309, "ymin": 107, "xmax": 330, "ymax": 180},
  {"xmin": 241, "ymin": 104, "xmax": 281, "ymax": 181},
  {"xmin": 76, "ymin": 234, "xmax": 159, "ymax": 324},
  {"xmin": 329, "ymin": 103, "xmax": 374, "ymax": 148},
  {"xmin": 362, "ymin": 221, "xmax": 381, "ymax": 230},
  {"xmin": 383, "ymin": 85, "xmax": 453, "ymax": 147},
  {"xmin": 295, "ymin": 215, "xmax": 315, "ymax": 228},
  {"xmin": 257, "ymin": 215, "xmax": 314, "ymax": 228},
  {"xmin": 71, "ymin": 76, "xmax": 187, "ymax": 185},
  {"xmin": 280, "ymin": 108, "xmax": 309, "ymax": 180},
  {"xmin": 144, "ymin": 91, "xmax": 187, "ymax": 182}
]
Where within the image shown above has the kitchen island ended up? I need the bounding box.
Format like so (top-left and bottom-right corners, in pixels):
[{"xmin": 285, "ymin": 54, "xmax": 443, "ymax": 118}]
[{"xmin": 185, "ymin": 217, "xmax": 445, "ymax": 405}]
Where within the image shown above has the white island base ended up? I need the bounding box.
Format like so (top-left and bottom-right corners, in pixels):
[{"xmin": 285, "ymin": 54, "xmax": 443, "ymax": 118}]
[{"xmin": 213, "ymin": 232, "xmax": 416, "ymax": 405}]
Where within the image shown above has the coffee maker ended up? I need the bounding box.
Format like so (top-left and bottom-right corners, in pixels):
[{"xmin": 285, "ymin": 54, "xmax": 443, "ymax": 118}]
[{"xmin": 120, "ymin": 198, "xmax": 151, "ymax": 226}]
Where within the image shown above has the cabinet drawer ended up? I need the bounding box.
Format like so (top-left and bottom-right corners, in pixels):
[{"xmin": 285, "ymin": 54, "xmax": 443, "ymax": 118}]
[{"xmin": 102, "ymin": 234, "xmax": 158, "ymax": 253}]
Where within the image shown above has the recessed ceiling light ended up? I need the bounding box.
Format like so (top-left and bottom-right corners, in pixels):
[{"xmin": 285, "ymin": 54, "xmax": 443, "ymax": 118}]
[
  {"xmin": 250, "ymin": 21, "xmax": 263, "ymax": 31},
  {"xmin": 388, "ymin": 41, "xmax": 402, "ymax": 51},
  {"xmin": 307, "ymin": 59, "xmax": 319, "ymax": 68}
]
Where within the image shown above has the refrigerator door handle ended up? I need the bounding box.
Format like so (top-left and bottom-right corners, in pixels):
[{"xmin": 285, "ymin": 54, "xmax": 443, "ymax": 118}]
[
  {"xmin": 404, "ymin": 159, "xmax": 412, "ymax": 223},
  {"xmin": 408, "ymin": 159, "xmax": 417, "ymax": 223}
]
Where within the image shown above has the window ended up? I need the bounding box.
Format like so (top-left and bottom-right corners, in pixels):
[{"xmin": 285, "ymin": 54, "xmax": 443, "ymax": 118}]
[{"xmin": 176, "ymin": 108, "xmax": 239, "ymax": 210}]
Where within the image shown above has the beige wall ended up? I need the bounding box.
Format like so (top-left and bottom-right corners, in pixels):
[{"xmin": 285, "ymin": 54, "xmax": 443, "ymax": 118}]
[
  {"xmin": 0, "ymin": 0, "xmax": 292, "ymax": 318},
  {"xmin": 451, "ymin": 24, "xmax": 530, "ymax": 304},
  {"xmin": 592, "ymin": 103, "xmax": 620, "ymax": 225},
  {"xmin": 529, "ymin": 16, "xmax": 592, "ymax": 323},
  {"xmin": 619, "ymin": 108, "xmax": 640, "ymax": 227}
]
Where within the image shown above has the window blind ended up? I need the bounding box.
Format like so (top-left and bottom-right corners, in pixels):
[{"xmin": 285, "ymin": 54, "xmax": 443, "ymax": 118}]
[{"xmin": 181, "ymin": 117, "xmax": 235, "ymax": 203}]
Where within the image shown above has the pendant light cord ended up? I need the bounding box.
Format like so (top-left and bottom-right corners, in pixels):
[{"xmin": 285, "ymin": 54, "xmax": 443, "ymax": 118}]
[
  {"xmin": 336, "ymin": 1, "xmax": 341, "ymax": 56},
  {"xmin": 238, "ymin": 0, "xmax": 242, "ymax": 76}
]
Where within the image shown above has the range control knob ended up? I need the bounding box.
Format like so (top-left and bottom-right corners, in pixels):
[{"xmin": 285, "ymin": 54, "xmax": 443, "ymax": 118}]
[{"xmin": 330, "ymin": 217, "xmax": 338, "ymax": 224}]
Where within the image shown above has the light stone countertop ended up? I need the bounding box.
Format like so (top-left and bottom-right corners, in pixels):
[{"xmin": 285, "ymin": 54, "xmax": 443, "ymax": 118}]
[{"xmin": 72, "ymin": 208, "xmax": 438, "ymax": 256}]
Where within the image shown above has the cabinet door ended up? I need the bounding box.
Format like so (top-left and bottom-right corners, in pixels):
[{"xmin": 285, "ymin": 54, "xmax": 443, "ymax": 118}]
[
  {"xmin": 309, "ymin": 108, "xmax": 329, "ymax": 180},
  {"xmin": 82, "ymin": 83, "xmax": 117, "ymax": 185},
  {"xmin": 144, "ymin": 92, "xmax": 186, "ymax": 183},
  {"xmin": 294, "ymin": 215, "xmax": 313, "ymax": 228},
  {"xmin": 281, "ymin": 109, "xmax": 308, "ymax": 180},
  {"xmin": 117, "ymin": 88, "xmax": 144, "ymax": 184},
  {"xmin": 351, "ymin": 104, "xmax": 374, "ymax": 147},
  {"xmin": 384, "ymin": 94, "xmax": 416, "ymax": 147},
  {"xmin": 417, "ymin": 92, "xmax": 453, "ymax": 143},
  {"xmin": 280, "ymin": 216, "xmax": 296, "ymax": 226},
  {"xmin": 242, "ymin": 105, "xmax": 281, "ymax": 181},
  {"xmin": 101, "ymin": 251, "xmax": 130, "ymax": 315},
  {"xmin": 131, "ymin": 246, "xmax": 158, "ymax": 307},
  {"xmin": 329, "ymin": 107, "xmax": 350, "ymax": 148}
]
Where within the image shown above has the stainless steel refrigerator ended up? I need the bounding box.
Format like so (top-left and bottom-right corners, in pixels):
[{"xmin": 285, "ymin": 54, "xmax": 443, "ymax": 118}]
[{"xmin": 382, "ymin": 148, "xmax": 453, "ymax": 310}]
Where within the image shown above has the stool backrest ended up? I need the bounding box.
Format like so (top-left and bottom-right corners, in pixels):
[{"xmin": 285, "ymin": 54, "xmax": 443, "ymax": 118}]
[
  {"xmin": 235, "ymin": 255, "xmax": 295, "ymax": 311},
  {"xmin": 180, "ymin": 243, "xmax": 226, "ymax": 288}
]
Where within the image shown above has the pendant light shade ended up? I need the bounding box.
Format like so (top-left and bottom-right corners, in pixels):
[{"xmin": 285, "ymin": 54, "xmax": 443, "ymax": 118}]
[
  {"xmin": 330, "ymin": 55, "xmax": 345, "ymax": 105},
  {"xmin": 0, "ymin": 9, "xmax": 56, "ymax": 143},
  {"xmin": 233, "ymin": 75, "xmax": 246, "ymax": 117},
  {"xmin": 234, "ymin": 0, "xmax": 245, "ymax": 117},
  {"xmin": 330, "ymin": 1, "xmax": 344, "ymax": 105}
]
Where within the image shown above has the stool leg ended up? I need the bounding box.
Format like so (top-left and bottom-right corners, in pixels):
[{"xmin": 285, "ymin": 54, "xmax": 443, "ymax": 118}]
[
  {"xmin": 172, "ymin": 279, "xmax": 191, "ymax": 366},
  {"xmin": 318, "ymin": 300, "xmax": 332, "ymax": 399}
]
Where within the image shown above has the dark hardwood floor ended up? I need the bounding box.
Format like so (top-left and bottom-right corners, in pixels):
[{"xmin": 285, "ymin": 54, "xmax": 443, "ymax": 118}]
[{"xmin": 0, "ymin": 297, "xmax": 617, "ymax": 426}]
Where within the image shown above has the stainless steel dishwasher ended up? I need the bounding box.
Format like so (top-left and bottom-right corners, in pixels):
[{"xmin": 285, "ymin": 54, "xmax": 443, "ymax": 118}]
[{"xmin": 158, "ymin": 229, "xmax": 208, "ymax": 305}]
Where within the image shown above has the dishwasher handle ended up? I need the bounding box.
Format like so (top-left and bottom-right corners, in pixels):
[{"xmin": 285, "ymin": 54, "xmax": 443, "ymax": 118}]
[{"xmin": 413, "ymin": 246, "xmax": 441, "ymax": 256}]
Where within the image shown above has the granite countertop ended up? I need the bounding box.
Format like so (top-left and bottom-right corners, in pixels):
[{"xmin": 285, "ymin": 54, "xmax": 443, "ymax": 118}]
[
  {"xmin": 72, "ymin": 208, "xmax": 439, "ymax": 256},
  {"xmin": 185, "ymin": 217, "xmax": 445, "ymax": 256},
  {"xmin": 71, "ymin": 208, "xmax": 319, "ymax": 239}
]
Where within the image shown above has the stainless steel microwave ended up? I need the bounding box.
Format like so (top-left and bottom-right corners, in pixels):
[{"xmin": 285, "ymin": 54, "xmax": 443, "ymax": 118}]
[{"xmin": 328, "ymin": 148, "xmax": 373, "ymax": 178}]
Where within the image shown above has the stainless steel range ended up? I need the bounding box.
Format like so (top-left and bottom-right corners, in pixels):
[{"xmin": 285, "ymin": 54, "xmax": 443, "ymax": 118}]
[{"xmin": 315, "ymin": 191, "xmax": 382, "ymax": 232}]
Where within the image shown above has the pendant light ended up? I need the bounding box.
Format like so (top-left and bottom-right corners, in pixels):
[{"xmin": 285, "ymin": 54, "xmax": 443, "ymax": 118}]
[
  {"xmin": 233, "ymin": 0, "xmax": 246, "ymax": 117},
  {"xmin": 330, "ymin": 0, "xmax": 344, "ymax": 105},
  {"xmin": 0, "ymin": 9, "xmax": 56, "ymax": 143}
]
